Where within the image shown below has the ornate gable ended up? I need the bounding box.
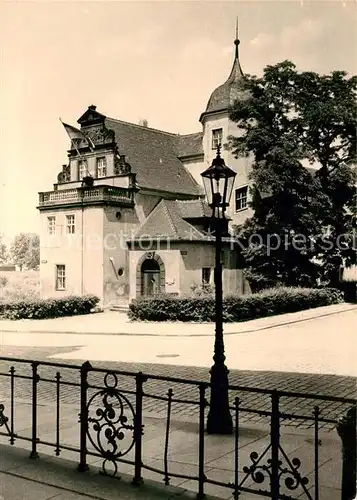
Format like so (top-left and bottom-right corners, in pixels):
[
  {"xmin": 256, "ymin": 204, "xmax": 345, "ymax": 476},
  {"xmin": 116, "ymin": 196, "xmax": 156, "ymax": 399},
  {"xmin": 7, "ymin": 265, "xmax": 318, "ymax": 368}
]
[
  {"xmin": 76, "ymin": 105, "xmax": 115, "ymax": 150},
  {"xmin": 86, "ymin": 124, "xmax": 115, "ymax": 147},
  {"xmin": 77, "ymin": 105, "xmax": 106, "ymax": 126}
]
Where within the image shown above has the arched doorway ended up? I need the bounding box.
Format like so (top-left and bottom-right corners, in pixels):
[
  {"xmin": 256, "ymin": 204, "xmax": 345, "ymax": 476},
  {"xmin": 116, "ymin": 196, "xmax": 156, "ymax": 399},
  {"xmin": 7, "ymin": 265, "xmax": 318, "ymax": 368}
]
[
  {"xmin": 141, "ymin": 259, "xmax": 161, "ymax": 296},
  {"xmin": 136, "ymin": 253, "xmax": 165, "ymax": 297}
]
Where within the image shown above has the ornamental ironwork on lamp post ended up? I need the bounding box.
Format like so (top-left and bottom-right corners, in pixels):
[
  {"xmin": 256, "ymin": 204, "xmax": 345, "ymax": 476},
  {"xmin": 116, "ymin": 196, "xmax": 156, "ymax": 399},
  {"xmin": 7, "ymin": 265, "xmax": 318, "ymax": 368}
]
[{"xmin": 201, "ymin": 145, "xmax": 236, "ymax": 435}]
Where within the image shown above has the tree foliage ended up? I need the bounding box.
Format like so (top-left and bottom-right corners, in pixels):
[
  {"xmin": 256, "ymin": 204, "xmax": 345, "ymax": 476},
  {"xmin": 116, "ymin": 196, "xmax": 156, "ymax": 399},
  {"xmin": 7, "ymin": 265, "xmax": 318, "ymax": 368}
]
[
  {"xmin": 227, "ymin": 61, "xmax": 357, "ymax": 289},
  {"xmin": 10, "ymin": 233, "xmax": 40, "ymax": 271},
  {"xmin": 0, "ymin": 234, "xmax": 8, "ymax": 264}
]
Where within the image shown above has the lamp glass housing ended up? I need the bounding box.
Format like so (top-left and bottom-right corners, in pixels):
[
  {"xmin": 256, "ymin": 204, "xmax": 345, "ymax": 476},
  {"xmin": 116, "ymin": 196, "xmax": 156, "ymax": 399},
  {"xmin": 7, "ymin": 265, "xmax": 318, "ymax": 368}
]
[{"xmin": 201, "ymin": 152, "xmax": 236, "ymax": 210}]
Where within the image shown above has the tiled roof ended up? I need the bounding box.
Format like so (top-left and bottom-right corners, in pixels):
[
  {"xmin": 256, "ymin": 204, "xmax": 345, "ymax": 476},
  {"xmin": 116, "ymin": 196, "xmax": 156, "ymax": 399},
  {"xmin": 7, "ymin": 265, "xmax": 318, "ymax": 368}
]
[
  {"xmin": 131, "ymin": 199, "xmax": 207, "ymax": 242},
  {"xmin": 105, "ymin": 118, "xmax": 201, "ymax": 196},
  {"xmin": 175, "ymin": 199, "xmax": 212, "ymax": 219},
  {"xmin": 176, "ymin": 133, "xmax": 203, "ymax": 158}
]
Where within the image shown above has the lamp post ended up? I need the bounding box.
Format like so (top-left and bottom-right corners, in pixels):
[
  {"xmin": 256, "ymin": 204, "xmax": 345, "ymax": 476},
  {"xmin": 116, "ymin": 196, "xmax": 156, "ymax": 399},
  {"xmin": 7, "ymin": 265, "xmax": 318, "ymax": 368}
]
[{"xmin": 201, "ymin": 145, "xmax": 236, "ymax": 435}]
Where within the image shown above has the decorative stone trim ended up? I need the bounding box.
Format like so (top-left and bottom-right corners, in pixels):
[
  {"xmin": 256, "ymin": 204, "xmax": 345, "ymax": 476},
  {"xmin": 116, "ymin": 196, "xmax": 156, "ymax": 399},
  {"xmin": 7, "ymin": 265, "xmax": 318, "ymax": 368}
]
[{"xmin": 136, "ymin": 252, "xmax": 165, "ymax": 297}]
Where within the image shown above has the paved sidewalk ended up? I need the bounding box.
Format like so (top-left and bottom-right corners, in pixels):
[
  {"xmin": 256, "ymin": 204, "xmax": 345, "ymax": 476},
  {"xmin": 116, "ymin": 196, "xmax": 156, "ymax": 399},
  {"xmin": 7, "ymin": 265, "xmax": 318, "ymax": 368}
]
[
  {"xmin": 0, "ymin": 443, "xmax": 208, "ymax": 500},
  {"xmin": 0, "ymin": 401, "xmax": 344, "ymax": 500},
  {"xmin": 0, "ymin": 303, "xmax": 355, "ymax": 336}
]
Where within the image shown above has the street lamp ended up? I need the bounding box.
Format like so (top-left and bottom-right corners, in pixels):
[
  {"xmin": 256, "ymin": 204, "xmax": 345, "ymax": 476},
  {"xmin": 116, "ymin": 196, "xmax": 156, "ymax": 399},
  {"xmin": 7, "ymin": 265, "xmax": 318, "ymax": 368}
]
[{"xmin": 201, "ymin": 145, "xmax": 236, "ymax": 435}]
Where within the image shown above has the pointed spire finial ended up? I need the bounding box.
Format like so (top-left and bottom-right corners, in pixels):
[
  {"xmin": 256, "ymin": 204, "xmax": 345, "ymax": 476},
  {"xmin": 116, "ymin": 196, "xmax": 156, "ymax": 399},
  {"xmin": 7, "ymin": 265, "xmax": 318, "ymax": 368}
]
[{"xmin": 234, "ymin": 16, "xmax": 240, "ymax": 58}]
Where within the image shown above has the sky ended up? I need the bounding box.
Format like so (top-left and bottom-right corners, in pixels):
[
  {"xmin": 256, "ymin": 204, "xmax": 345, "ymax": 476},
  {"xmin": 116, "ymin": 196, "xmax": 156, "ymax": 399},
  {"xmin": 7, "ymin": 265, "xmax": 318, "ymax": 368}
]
[{"xmin": 0, "ymin": 0, "xmax": 356, "ymax": 243}]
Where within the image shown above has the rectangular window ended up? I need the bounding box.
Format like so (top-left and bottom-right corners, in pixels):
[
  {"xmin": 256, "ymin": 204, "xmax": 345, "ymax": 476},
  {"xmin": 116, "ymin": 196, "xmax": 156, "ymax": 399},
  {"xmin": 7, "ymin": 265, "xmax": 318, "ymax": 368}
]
[
  {"xmin": 235, "ymin": 186, "xmax": 248, "ymax": 211},
  {"xmin": 78, "ymin": 160, "xmax": 87, "ymax": 180},
  {"xmin": 47, "ymin": 216, "xmax": 56, "ymax": 235},
  {"xmin": 56, "ymin": 265, "xmax": 66, "ymax": 290},
  {"xmin": 202, "ymin": 267, "xmax": 211, "ymax": 286},
  {"xmin": 96, "ymin": 157, "xmax": 107, "ymax": 178},
  {"xmin": 66, "ymin": 214, "xmax": 75, "ymax": 234},
  {"xmin": 212, "ymin": 128, "xmax": 223, "ymax": 150}
]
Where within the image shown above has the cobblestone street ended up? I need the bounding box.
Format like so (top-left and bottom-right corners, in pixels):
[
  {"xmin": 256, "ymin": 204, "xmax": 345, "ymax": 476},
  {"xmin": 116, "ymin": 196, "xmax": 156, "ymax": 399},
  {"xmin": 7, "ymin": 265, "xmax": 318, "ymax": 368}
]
[{"xmin": 0, "ymin": 345, "xmax": 355, "ymax": 432}]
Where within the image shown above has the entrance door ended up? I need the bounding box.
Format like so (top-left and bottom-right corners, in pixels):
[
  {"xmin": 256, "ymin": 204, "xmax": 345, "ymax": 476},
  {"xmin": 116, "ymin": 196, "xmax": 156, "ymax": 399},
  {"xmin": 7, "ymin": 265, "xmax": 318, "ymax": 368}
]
[{"xmin": 141, "ymin": 259, "xmax": 161, "ymax": 296}]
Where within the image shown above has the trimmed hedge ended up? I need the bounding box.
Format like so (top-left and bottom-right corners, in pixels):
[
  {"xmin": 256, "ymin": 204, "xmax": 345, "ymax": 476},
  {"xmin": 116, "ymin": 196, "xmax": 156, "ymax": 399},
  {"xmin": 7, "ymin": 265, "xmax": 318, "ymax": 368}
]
[
  {"xmin": 128, "ymin": 287, "xmax": 344, "ymax": 322},
  {"xmin": 0, "ymin": 295, "xmax": 100, "ymax": 320}
]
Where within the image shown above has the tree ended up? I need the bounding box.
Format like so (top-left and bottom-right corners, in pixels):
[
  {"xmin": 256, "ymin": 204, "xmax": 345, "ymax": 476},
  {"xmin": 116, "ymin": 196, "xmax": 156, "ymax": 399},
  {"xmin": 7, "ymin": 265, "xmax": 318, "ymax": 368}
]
[
  {"xmin": 227, "ymin": 61, "xmax": 357, "ymax": 289},
  {"xmin": 25, "ymin": 233, "xmax": 40, "ymax": 270},
  {"xmin": 10, "ymin": 233, "xmax": 40, "ymax": 271},
  {"xmin": 0, "ymin": 234, "xmax": 8, "ymax": 264},
  {"xmin": 294, "ymin": 69, "xmax": 357, "ymax": 285}
]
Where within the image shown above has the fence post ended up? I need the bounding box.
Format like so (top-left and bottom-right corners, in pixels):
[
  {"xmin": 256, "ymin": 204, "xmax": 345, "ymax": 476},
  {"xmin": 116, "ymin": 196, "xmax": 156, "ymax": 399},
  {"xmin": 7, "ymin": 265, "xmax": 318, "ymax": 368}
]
[
  {"xmin": 77, "ymin": 361, "xmax": 92, "ymax": 472},
  {"xmin": 233, "ymin": 397, "xmax": 240, "ymax": 500},
  {"xmin": 336, "ymin": 405, "xmax": 356, "ymax": 500},
  {"xmin": 270, "ymin": 391, "xmax": 280, "ymax": 500},
  {"xmin": 197, "ymin": 383, "xmax": 207, "ymax": 500},
  {"xmin": 132, "ymin": 372, "xmax": 146, "ymax": 486},
  {"xmin": 10, "ymin": 366, "xmax": 15, "ymax": 445},
  {"xmin": 164, "ymin": 388, "xmax": 173, "ymax": 486},
  {"xmin": 29, "ymin": 362, "xmax": 39, "ymax": 459}
]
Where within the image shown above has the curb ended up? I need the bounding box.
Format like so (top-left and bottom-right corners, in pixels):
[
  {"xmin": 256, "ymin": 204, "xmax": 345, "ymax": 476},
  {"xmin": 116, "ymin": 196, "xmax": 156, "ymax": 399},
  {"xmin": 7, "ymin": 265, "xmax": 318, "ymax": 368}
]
[{"xmin": 1, "ymin": 304, "xmax": 356, "ymax": 338}]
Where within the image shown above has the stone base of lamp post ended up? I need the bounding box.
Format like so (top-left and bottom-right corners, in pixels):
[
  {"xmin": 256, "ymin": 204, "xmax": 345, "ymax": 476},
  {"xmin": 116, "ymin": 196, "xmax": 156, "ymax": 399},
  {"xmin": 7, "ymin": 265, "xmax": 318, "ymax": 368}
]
[{"xmin": 206, "ymin": 362, "xmax": 233, "ymax": 435}]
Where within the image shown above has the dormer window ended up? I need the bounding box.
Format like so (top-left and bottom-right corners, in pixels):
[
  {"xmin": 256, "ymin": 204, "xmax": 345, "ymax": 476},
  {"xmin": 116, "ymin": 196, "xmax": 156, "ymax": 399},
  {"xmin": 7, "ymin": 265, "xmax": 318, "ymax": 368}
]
[
  {"xmin": 96, "ymin": 157, "xmax": 107, "ymax": 178},
  {"xmin": 212, "ymin": 128, "xmax": 223, "ymax": 149},
  {"xmin": 78, "ymin": 160, "xmax": 87, "ymax": 180}
]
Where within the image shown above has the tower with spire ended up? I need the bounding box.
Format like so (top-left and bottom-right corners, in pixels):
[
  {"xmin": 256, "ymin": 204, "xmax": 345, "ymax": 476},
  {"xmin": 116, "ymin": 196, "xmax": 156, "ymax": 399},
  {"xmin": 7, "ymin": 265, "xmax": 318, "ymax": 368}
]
[{"xmin": 198, "ymin": 27, "xmax": 253, "ymax": 227}]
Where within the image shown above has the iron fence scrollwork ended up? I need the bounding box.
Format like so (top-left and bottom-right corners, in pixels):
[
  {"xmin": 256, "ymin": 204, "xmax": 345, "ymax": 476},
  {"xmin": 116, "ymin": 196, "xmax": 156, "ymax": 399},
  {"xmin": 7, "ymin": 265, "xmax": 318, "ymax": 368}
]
[
  {"xmin": 86, "ymin": 371, "xmax": 136, "ymax": 478},
  {"xmin": 242, "ymin": 392, "xmax": 312, "ymax": 500},
  {"xmin": 0, "ymin": 404, "xmax": 10, "ymax": 436}
]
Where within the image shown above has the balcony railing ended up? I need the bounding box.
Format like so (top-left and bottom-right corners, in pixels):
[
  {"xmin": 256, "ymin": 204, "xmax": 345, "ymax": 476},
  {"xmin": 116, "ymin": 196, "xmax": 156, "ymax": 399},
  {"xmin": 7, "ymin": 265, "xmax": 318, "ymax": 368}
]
[{"xmin": 38, "ymin": 185, "xmax": 134, "ymax": 207}]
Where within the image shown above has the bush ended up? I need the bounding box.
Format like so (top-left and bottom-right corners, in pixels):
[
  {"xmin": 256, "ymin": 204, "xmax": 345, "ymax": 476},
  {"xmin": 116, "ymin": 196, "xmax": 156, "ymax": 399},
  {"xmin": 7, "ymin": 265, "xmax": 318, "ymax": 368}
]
[
  {"xmin": 128, "ymin": 287, "xmax": 344, "ymax": 322},
  {"xmin": 0, "ymin": 294, "xmax": 100, "ymax": 320},
  {"xmin": 339, "ymin": 280, "xmax": 357, "ymax": 303},
  {"xmin": 189, "ymin": 283, "xmax": 214, "ymax": 297},
  {"xmin": 243, "ymin": 270, "xmax": 278, "ymax": 293}
]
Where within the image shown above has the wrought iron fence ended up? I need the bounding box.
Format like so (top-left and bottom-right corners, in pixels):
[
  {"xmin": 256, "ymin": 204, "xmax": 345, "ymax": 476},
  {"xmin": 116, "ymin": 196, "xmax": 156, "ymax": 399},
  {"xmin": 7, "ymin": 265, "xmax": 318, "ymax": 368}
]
[{"xmin": 0, "ymin": 356, "xmax": 355, "ymax": 500}]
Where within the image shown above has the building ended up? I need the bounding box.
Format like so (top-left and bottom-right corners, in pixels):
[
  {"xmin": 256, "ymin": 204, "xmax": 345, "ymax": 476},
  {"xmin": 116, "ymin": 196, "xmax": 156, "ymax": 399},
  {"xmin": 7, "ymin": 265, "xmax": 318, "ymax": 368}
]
[{"xmin": 38, "ymin": 37, "xmax": 253, "ymax": 306}]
